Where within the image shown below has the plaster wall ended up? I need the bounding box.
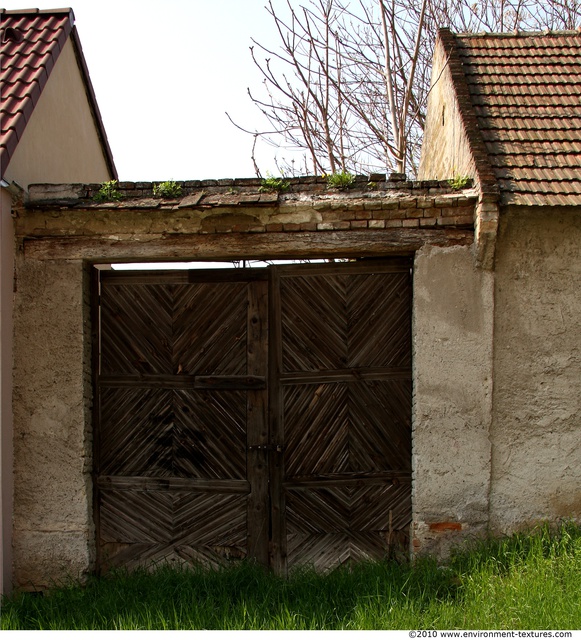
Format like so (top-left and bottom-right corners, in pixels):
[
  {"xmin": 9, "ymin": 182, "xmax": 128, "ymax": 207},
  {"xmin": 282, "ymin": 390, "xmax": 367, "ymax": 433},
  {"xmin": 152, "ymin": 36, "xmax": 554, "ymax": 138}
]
[
  {"xmin": 0, "ymin": 188, "xmax": 14, "ymax": 594},
  {"xmin": 417, "ymin": 41, "xmax": 476, "ymax": 184},
  {"xmin": 490, "ymin": 208, "xmax": 581, "ymax": 530},
  {"xmin": 12, "ymin": 258, "xmax": 93, "ymax": 589},
  {"xmin": 3, "ymin": 38, "xmax": 111, "ymax": 188},
  {"xmin": 412, "ymin": 244, "xmax": 494, "ymax": 557}
]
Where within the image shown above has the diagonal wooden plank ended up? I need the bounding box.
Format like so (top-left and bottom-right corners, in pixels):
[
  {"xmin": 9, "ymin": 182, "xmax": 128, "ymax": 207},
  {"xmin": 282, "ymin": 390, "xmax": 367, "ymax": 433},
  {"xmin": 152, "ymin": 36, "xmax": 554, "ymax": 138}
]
[
  {"xmin": 283, "ymin": 384, "xmax": 350, "ymax": 477},
  {"xmin": 347, "ymin": 272, "xmax": 412, "ymax": 368},
  {"xmin": 99, "ymin": 489, "xmax": 173, "ymax": 543},
  {"xmin": 101, "ymin": 283, "xmax": 173, "ymax": 374},
  {"xmin": 173, "ymin": 390, "xmax": 247, "ymax": 479},
  {"xmin": 280, "ymin": 275, "xmax": 348, "ymax": 371},
  {"xmin": 172, "ymin": 282, "xmax": 248, "ymax": 375},
  {"xmin": 286, "ymin": 532, "xmax": 351, "ymax": 571},
  {"xmin": 285, "ymin": 487, "xmax": 351, "ymax": 533},
  {"xmin": 99, "ymin": 388, "xmax": 174, "ymax": 476},
  {"xmin": 173, "ymin": 492, "xmax": 247, "ymax": 547},
  {"xmin": 347, "ymin": 381, "xmax": 412, "ymax": 472}
]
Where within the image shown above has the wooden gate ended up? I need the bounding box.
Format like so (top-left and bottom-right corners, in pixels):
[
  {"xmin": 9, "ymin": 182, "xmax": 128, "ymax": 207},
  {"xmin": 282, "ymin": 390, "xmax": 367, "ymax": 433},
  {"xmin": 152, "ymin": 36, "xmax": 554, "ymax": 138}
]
[{"xmin": 94, "ymin": 259, "xmax": 412, "ymax": 573}]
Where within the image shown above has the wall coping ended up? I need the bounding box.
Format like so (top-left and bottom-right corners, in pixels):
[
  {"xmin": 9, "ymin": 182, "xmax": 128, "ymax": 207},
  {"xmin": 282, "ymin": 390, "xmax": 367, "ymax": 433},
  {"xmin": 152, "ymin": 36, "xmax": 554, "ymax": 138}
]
[{"xmin": 16, "ymin": 177, "xmax": 478, "ymax": 262}]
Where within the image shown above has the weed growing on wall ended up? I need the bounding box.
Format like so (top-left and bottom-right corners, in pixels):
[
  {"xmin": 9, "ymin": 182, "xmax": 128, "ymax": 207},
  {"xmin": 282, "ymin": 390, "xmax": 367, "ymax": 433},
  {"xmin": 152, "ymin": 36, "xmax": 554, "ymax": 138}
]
[
  {"xmin": 259, "ymin": 174, "xmax": 290, "ymax": 193},
  {"xmin": 93, "ymin": 180, "xmax": 122, "ymax": 202},
  {"xmin": 153, "ymin": 181, "xmax": 183, "ymax": 198},
  {"xmin": 326, "ymin": 172, "xmax": 355, "ymax": 190}
]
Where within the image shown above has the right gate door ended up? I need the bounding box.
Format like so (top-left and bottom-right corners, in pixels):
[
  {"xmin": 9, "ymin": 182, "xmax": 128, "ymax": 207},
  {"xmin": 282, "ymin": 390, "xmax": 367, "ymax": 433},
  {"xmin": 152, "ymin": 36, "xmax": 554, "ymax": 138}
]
[{"xmin": 270, "ymin": 259, "xmax": 413, "ymax": 572}]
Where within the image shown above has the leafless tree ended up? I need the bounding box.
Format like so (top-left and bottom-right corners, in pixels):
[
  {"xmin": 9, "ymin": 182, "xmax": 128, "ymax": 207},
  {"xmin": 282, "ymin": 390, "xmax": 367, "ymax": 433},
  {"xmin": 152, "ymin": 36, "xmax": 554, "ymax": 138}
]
[{"xmin": 229, "ymin": 0, "xmax": 581, "ymax": 178}]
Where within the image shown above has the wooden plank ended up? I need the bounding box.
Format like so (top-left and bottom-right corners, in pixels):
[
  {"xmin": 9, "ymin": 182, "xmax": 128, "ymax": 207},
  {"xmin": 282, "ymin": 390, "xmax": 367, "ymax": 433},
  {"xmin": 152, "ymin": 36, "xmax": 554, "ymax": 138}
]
[
  {"xmin": 276, "ymin": 258, "xmax": 412, "ymax": 278},
  {"xmin": 284, "ymin": 471, "xmax": 412, "ymax": 489},
  {"xmin": 91, "ymin": 266, "xmax": 104, "ymax": 572},
  {"xmin": 280, "ymin": 367, "xmax": 412, "ymax": 385},
  {"xmin": 246, "ymin": 279, "xmax": 270, "ymax": 567},
  {"xmin": 268, "ymin": 266, "xmax": 287, "ymax": 574},
  {"xmin": 23, "ymin": 228, "xmax": 473, "ymax": 261},
  {"xmin": 97, "ymin": 476, "xmax": 251, "ymax": 493},
  {"xmin": 98, "ymin": 374, "xmax": 266, "ymax": 390},
  {"xmin": 98, "ymin": 374, "xmax": 266, "ymax": 391},
  {"xmin": 100, "ymin": 268, "xmax": 269, "ymax": 285},
  {"xmin": 195, "ymin": 376, "xmax": 266, "ymax": 390}
]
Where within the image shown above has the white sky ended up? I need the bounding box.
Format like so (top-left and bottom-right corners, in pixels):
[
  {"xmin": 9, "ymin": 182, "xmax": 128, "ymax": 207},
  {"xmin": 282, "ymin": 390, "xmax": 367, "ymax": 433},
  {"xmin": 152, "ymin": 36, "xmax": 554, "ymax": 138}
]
[{"xmin": 7, "ymin": 0, "xmax": 297, "ymax": 181}]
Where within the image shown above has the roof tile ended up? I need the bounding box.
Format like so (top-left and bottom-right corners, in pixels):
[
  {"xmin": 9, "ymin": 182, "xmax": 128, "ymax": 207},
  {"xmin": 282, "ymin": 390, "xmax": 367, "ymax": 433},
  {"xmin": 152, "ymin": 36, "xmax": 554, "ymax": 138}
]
[
  {"xmin": 451, "ymin": 30, "xmax": 581, "ymax": 206},
  {"xmin": 1, "ymin": 8, "xmax": 117, "ymax": 179},
  {"xmin": 1, "ymin": 8, "xmax": 74, "ymax": 175}
]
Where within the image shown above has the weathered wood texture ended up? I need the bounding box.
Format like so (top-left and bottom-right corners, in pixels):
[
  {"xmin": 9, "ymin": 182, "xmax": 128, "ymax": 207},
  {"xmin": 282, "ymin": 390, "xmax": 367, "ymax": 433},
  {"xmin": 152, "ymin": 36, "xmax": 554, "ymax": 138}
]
[
  {"xmin": 95, "ymin": 271, "xmax": 268, "ymax": 571},
  {"xmin": 94, "ymin": 261, "xmax": 412, "ymax": 573},
  {"xmin": 23, "ymin": 229, "xmax": 472, "ymax": 261},
  {"xmin": 272, "ymin": 260, "xmax": 412, "ymax": 571}
]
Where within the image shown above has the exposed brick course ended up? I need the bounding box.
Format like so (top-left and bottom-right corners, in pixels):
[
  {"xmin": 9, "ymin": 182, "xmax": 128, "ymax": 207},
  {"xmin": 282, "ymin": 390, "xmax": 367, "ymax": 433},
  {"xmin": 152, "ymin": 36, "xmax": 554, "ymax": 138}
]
[{"xmin": 23, "ymin": 178, "xmax": 477, "ymax": 238}]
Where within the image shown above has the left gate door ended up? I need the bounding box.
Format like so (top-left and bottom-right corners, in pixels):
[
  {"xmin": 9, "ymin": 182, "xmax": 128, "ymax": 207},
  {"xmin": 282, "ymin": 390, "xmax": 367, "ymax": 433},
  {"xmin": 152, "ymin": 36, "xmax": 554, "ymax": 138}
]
[{"xmin": 94, "ymin": 269, "xmax": 269, "ymax": 572}]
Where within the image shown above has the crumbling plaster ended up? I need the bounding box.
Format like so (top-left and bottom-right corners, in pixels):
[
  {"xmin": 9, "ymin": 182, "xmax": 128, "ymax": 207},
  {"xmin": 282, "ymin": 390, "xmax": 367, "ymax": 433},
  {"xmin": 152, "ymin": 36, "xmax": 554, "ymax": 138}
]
[
  {"xmin": 490, "ymin": 207, "xmax": 581, "ymax": 531},
  {"xmin": 12, "ymin": 258, "xmax": 93, "ymax": 588},
  {"xmin": 412, "ymin": 244, "xmax": 494, "ymax": 557}
]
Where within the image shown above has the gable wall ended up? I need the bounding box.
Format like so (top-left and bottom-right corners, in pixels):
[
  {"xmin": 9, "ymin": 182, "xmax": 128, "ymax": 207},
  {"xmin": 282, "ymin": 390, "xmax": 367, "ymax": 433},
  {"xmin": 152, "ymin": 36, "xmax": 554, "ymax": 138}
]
[
  {"xmin": 417, "ymin": 39, "xmax": 477, "ymax": 184},
  {"xmin": 3, "ymin": 38, "xmax": 111, "ymax": 189}
]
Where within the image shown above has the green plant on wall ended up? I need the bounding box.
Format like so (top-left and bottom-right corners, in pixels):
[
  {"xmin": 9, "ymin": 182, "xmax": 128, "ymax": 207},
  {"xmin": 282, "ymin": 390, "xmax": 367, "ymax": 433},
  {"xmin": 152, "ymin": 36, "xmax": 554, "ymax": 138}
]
[
  {"xmin": 326, "ymin": 171, "xmax": 355, "ymax": 190},
  {"xmin": 259, "ymin": 173, "xmax": 290, "ymax": 193},
  {"xmin": 153, "ymin": 180, "xmax": 183, "ymax": 198},
  {"xmin": 448, "ymin": 175, "xmax": 471, "ymax": 190},
  {"xmin": 93, "ymin": 180, "xmax": 122, "ymax": 202}
]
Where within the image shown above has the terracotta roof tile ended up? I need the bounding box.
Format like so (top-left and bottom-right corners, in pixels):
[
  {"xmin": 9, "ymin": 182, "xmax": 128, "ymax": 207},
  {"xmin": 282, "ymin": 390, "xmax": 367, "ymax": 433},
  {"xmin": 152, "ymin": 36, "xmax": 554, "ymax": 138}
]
[
  {"xmin": 450, "ymin": 30, "xmax": 581, "ymax": 206},
  {"xmin": 1, "ymin": 8, "xmax": 116, "ymax": 179},
  {"xmin": 1, "ymin": 8, "xmax": 73, "ymax": 175}
]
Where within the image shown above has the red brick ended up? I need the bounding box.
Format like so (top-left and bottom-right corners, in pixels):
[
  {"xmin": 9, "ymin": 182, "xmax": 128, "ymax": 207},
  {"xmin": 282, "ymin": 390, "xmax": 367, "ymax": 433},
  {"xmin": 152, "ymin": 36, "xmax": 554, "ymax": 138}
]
[{"xmin": 428, "ymin": 522, "xmax": 463, "ymax": 532}]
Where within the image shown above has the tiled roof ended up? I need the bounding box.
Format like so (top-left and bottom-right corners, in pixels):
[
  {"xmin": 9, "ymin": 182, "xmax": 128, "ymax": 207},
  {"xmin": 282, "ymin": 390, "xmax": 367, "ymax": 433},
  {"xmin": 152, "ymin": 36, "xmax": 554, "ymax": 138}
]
[
  {"xmin": 0, "ymin": 8, "xmax": 116, "ymax": 179},
  {"xmin": 442, "ymin": 29, "xmax": 581, "ymax": 207}
]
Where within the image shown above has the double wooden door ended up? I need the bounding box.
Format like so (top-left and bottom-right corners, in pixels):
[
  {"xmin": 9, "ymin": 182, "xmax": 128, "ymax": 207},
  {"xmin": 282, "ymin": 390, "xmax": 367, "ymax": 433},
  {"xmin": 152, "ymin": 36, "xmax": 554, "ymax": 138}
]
[{"xmin": 94, "ymin": 259, "xmax": 412, "ymax": 573}]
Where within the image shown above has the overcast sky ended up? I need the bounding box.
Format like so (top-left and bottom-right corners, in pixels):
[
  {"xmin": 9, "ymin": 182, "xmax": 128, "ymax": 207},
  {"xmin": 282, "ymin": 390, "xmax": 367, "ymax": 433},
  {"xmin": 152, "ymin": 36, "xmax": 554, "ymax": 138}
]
[{"xmin": 8, "ymin": 0, "xmax": 295, "ymax": 181}]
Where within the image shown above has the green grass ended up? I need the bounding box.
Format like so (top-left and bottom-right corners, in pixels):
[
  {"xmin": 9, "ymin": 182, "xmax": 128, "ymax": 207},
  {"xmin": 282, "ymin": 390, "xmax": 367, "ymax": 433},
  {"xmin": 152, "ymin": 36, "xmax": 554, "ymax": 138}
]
[{"xmin": 2, "ymin": 523, "xmax": 580, "ymax": 630}]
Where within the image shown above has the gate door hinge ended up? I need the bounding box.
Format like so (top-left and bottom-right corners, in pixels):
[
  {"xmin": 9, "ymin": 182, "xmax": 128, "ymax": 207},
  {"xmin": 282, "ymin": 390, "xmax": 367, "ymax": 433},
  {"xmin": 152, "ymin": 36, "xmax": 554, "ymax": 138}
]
[{"xmin": 248, "ymin": 444, "xmax": 283, "ymax": 453}]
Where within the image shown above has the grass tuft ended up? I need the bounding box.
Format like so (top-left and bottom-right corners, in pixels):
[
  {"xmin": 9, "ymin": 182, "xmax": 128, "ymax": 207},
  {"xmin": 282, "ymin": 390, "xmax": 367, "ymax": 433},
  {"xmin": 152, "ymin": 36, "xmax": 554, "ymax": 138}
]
[{"xmin": 2, "ymin": 523, "xmax": 580, "ymax": 630}]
